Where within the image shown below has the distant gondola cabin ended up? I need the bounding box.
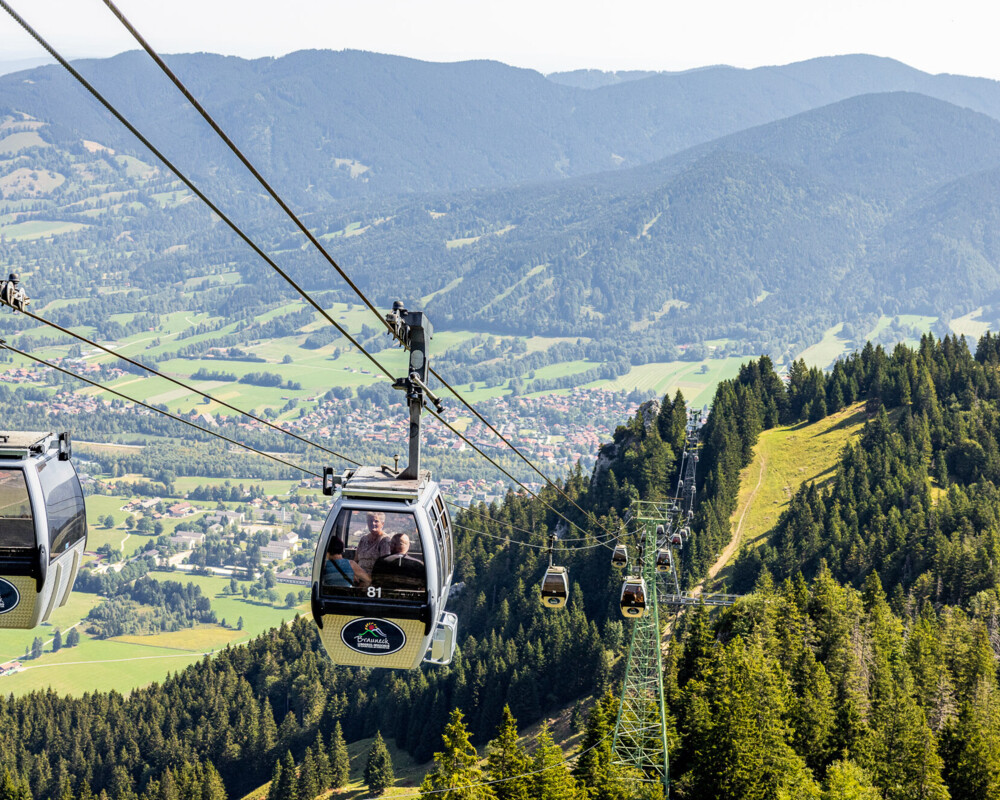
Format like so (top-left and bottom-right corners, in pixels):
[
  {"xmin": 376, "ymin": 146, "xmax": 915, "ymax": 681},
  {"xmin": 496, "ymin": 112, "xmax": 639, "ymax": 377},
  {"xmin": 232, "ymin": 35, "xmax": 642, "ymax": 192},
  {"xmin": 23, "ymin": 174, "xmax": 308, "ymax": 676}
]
[{"xmin": 540, "ymin": 565, "xmax": 569, "ymax": 608}]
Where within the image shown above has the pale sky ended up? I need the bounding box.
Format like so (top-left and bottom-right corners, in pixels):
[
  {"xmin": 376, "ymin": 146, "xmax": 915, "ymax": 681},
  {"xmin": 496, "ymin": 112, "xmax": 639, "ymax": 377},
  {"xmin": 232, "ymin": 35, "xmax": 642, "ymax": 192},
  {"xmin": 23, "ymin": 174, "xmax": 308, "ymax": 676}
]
[{"xmin": 1, "ymin": 0, "xmax": 1000, "ymax": 80}]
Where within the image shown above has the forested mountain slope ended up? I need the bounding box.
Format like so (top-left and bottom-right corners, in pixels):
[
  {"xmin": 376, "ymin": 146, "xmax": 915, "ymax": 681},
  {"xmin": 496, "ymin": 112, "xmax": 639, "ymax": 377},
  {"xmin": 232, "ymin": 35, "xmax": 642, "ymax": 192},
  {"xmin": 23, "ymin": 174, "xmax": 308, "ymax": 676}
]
[
  {"xmin": 320, "ymin": 92, "xmax": 1000, "ymax": 351},
  {"xmin": 5, "ymin": 336, "xmax": 1000, "ymax": 798}
]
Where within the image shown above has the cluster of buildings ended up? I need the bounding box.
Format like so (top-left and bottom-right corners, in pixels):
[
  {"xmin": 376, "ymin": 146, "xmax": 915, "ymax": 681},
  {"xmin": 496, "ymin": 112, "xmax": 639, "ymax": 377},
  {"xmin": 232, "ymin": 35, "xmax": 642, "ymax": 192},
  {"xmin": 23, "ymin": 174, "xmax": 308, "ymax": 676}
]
[{"xmin": 285, "ymin": 388, "xmax": 634, "ymax": 478}]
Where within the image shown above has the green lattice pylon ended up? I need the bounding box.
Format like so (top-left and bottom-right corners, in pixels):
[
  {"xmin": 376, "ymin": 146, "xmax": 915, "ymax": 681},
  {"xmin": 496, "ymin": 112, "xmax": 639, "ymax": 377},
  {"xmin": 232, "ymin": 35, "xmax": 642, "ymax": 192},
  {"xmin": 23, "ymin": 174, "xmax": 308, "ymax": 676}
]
[{"xmin": 612, "ymin": 507, "xmax": 670, "ymax": 795}]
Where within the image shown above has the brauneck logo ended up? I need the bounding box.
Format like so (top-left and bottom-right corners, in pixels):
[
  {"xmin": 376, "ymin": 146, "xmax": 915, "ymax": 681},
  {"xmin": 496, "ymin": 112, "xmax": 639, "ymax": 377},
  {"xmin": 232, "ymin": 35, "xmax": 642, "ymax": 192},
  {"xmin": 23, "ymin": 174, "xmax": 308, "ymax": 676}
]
[
  {"xmin": 341, "ymin": 617, "xmax": 406, "ymax": 655},
  {"xmin": 0, "ymin": 578, "xmax": 20, "ymax": 614}
]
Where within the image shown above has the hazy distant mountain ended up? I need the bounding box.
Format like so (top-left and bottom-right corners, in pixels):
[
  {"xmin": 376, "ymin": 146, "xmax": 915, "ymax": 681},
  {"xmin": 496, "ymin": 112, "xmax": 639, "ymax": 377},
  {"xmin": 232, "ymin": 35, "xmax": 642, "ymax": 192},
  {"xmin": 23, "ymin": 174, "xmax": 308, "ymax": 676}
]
[
  {"xmin": 308, "ymin": 92, "xmax": 1000, "ymax": 353},
  {"xmin": 7, "ymin": 51, "xmax": 1000, "ymax": 358},
  {"xmin": 0, "ymin": 57, "xmax": 54, "ymax": 77},
  {"xmin": 6, "ymin": 50, "xmax": 1000, "ymax": 204},
  {"xmin": 545, "ymin": 68, "xmax": 662, "ymax": 88}
]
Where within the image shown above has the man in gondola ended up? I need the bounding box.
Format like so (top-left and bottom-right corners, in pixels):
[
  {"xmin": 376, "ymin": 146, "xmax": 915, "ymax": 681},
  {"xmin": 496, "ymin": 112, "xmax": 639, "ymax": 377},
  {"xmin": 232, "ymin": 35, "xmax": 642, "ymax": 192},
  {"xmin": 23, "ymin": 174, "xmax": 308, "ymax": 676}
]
[
  {"xmin": 371, "ymin": 533, "xmax": 425, "ymax": 593},
  {"xmin": 356, "ymin": 511, "xmax": 392, "ymax": 574}
]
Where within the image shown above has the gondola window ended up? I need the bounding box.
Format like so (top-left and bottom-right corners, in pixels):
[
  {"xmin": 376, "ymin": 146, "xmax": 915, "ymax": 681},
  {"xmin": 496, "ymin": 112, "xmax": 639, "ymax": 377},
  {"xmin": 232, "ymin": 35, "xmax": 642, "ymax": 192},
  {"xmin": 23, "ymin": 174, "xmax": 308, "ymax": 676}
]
[
  {"xmin": 320, "ymin": 509, "xmax": 427, "ymax": 602},
  {"xmin": 36, "ymin": 460, "xmax": 86, "ymax": 557},
  {"xmin": 0, "ymin": 470, "xmax": 33, "ymax": 550}
]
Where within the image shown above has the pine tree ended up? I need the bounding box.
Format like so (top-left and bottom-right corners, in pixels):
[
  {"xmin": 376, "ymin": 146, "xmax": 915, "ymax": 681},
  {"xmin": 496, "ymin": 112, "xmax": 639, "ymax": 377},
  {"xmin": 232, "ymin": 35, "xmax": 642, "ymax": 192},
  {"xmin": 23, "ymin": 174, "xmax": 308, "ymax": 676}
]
[
  {"xmin": 330, "ymin": 721, "xmax": 350, "ymax": 789},
  {"xmin": 419, "ymin": 709, "xmax": 492, "ymax": 799},
  {"xmin": 66, "ymin": 628, "xmax": 80, "ymax": 647},
  {"xmin": 265, "ymin": 759, "xmax": 283, "ymax": 800},
  {"xmin": 821, "ymin": 761, "xmax": 881, "ymax": 800},
  {"xmin": 296, "ymin": 749, "xmax": 319, "ymax": 800},
  {"xmin": 52, "ymin": 628, "xmax": 62, "ymax": 652},
  {"xmin": 530, "ymin": 724, "xmax": 578, "ymax": 800},
  {"xmin": 200, "ymin": 763, "xmax": 227, "ymax": 800},
  {"xmin": 312, "ymin": 731, "xmax": 332, "ymax": 790},
  {"xmin": 485, "ymin": 706, "xmax": 530, "ymax": 800},
  {"xmin": 268, "ymin": 752, "xmax": 297, "ymax": 800},
  {"xmin": 572, "ymin": 694, "xmax": 621, "ymax": 800},
  {"xmin": 364, "ymin": 731, "xmax": 394, "ymax": 796}
]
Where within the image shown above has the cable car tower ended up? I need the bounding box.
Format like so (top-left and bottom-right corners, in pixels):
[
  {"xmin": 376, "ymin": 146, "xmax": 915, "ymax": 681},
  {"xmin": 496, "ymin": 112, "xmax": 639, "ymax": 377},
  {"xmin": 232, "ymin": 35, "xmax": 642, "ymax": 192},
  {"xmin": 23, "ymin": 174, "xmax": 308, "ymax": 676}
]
[{"xmin": 612, "ymin": 498, "xmax": 671, "ymax": 795}]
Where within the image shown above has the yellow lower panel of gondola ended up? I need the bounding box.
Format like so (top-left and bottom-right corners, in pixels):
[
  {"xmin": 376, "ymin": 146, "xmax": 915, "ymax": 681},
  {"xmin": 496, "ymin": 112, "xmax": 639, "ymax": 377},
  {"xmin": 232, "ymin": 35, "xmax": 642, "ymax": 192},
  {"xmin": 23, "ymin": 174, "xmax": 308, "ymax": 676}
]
[
  {"xmin": 318, "ymin": 614, "xmax": 429, "ymax": 669},
  {"xmin": 0, "ymin": 574, "xmax": 44, "ymax": 628},
  {"xmin": 0, "ymin": 543, "xmax": 85, "ymax": 629}
]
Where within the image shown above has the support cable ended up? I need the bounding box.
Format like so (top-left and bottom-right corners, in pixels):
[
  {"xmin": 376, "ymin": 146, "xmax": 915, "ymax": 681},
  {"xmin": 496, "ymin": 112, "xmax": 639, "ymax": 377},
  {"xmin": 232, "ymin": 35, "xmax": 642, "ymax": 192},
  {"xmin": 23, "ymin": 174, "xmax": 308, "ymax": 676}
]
[
  {"xmin": 445, "ymin": 500, "xmax": 618, "ymax": 544},
  {"xmin": 452, "ymin": 523, "xmax": 615, "ymax": 552},
  {"xmin": 95, "ymin": 0, "xmax": 609, "ymax": 534},
  {"xmin": 0, "ymin": 0, "xmax": 394, "ymax": 388},
  {"xmin": 0, "ymin": 340, "xmax": 321, "ymax": 478},
  {"xmin": 0, "ymin": 0, "xmax": 606, "ymax": 542},
  {"xmin": 8, "ymin": 303, "xmax": 360, "ymax": 466}
]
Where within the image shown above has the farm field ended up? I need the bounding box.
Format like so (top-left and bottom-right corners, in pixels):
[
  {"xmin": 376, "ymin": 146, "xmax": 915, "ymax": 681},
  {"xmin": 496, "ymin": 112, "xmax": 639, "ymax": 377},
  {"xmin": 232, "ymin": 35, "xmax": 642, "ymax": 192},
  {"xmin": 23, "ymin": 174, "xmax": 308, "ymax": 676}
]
[
  {"xmin": 0, "ymin": 634, "xmax": 209, "ymax": 696},
  {"xmin": 585, "ymin": 356, "xmax": 746, "ymax": 407},
  {"xmin": 949, "ymin": 307, "xmax": 993, "ymax": 340},
  {"xmin": 0, "ymin": 572, "xmax": 304, "ymax": 696},
  {"xmin": 798, "ymin": 323, "xmax": 850, "ymax": 369},
  {"xmin": 709, "ymin": 401, "xmax": 867, "ymax": 591},
  {"xmin": 170, "ymin": 476, "xmax": 302, "ymax": 496},
  {"xmin": 0, "ymin": 591, "xmax": 102, "ymax": 665}
]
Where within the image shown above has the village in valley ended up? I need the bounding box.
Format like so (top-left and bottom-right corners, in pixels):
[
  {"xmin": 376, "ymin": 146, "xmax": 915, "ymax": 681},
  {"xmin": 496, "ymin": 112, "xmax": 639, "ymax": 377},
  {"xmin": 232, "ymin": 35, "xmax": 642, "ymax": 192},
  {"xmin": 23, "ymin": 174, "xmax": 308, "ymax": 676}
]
[{"xmin": 1, "ymin": 353, "xmax": 638, "ymax": 599}]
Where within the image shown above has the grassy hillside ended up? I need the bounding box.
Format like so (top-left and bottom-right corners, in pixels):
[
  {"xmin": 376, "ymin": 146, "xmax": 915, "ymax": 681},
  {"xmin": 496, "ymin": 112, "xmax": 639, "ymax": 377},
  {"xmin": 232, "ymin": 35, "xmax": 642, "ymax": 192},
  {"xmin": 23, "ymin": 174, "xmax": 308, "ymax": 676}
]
[{"xmin": 708, "ymin": 401, "xmax": 866, "ymax": 591}]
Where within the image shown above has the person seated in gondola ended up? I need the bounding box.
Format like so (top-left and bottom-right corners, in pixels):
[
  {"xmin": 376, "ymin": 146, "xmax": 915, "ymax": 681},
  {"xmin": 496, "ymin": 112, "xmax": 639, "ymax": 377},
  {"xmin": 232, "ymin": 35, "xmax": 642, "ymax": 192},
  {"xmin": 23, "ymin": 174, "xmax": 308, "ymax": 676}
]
[
  {"xmin": 322, "ymin": 536, "xmax": 370, "ymax": 589},
  {"xmin": 356, "ymin": 511, "xmax": 393, "ymax": 574},
  {"xmin": 371, "ymin": 533, "xmax": 425, "ymax": 592}
]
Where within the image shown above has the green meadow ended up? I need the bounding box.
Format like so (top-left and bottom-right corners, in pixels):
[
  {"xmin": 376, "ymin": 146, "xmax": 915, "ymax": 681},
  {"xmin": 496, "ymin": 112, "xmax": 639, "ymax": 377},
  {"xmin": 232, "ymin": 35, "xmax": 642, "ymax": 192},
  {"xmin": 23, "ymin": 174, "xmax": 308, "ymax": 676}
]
[{"xmin": 0, "ymin": 573, "xmax": 305, "ymax": 697}]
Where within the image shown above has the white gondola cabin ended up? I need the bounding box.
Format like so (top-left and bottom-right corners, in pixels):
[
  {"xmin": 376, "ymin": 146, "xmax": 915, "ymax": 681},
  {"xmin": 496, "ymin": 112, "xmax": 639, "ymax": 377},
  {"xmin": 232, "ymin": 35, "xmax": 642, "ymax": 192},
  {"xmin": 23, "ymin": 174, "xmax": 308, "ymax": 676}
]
[
  {"xmin": 611, "ymin": 544, "xmax": 628, "ymax": 569},
  {"xmin": 620, "ymin": 577, "xmax": 647, "ymax": 618},
  {"xmin": 312, "ymin": 467, "xmax": 456, "ymax": 669},
  {"xmin": 655, "ymin": 548, "xmax": 673, "ymax": 573},
  {"xmin": 540, "ymin": 566, "xmax": 569, "ymax": 608},
  {"xmin": 0, "ymin": 432, "xmax": 86, "ymax": 628},
  {"xmin": 669, "ymin": 531, "xmax": 683, "ymax": 548}
]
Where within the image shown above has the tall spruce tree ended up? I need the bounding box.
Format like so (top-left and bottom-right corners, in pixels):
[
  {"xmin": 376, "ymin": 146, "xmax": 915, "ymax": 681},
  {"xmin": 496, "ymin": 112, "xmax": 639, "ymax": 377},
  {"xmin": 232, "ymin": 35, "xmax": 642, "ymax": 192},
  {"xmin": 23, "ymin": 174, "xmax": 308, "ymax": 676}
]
[
  {"xmin": 420, "ymin": 709, "xmax": 493, "ymax": 799},
  {"xmin": 485, "ymin": 706, "xmax": 530, "ymax": 800},
  {"xmin": 330, "ymin": 721, "xmax": 350, "ymax": 789},
  {"xmin": 530, "ymin": 724, "xmax": 579, "ymax": 800},
  {"xmin": 364, "ymin": 732, "xmax": 394, "ymax": 797}
]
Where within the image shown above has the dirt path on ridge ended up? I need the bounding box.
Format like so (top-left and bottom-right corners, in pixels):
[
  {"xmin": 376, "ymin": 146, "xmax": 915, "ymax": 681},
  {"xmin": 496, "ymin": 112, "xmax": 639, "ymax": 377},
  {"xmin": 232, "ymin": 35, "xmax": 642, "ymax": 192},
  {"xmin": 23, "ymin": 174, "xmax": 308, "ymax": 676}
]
[{"xmin": 705, "ymin": 451, "xmax": 768, "ymax": 585}]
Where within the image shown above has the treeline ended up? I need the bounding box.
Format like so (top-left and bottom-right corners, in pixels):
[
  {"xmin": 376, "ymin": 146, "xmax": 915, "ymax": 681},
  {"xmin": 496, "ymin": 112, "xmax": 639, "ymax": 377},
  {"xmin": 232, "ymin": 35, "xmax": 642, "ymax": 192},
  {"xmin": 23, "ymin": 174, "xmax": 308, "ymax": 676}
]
[
  {"xmin": 85, "ymin": 576, "xmax": 216, "ymax": 638},
  {"xmin": 663, "ymin": 570, "xmax": 1000, "ymax": 800},
  {"xmin": 75, "ymin": 557, "xmax": 154, "ymax": 595},
  {"xmin": 730, "ymin": 333, "xmax": 1000, "ymax": 606},
  {"xmin": 191, "ymin": 368, "xmax": 237, "ymax": 382},
  {"xmin": 238, "ymin": 371, "xmax": 302, "ymax": 390}
]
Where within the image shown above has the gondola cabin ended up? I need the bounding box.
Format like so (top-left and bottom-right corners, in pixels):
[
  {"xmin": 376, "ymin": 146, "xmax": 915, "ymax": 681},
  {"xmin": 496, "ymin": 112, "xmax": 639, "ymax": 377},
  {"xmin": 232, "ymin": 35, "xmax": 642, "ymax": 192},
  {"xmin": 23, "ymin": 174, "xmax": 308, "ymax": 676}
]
[
  {"xmin": 620, "ymin": 577, "xmax": 647, "ymax": 618},
  {"xmin": 611, "ymin": 544, "xmax": 628, "ymax": 569},
  {"xmin": 669, "ymin": 531, "xmax": 683, "ymax": 548},
  {"xmin": 540, "ymin": 566, "xmax": 569, "ymax": 608},
  {"xmin": 312, "ymin": 466, "xmax": 457, "ymax": 669},
  {"xmin": 655, "ymin": 548, "xmax": 672, "ymax": 573},
  {"xmin": 0, "ymin": 432, "xmax": 86, "ymax": 628}
]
